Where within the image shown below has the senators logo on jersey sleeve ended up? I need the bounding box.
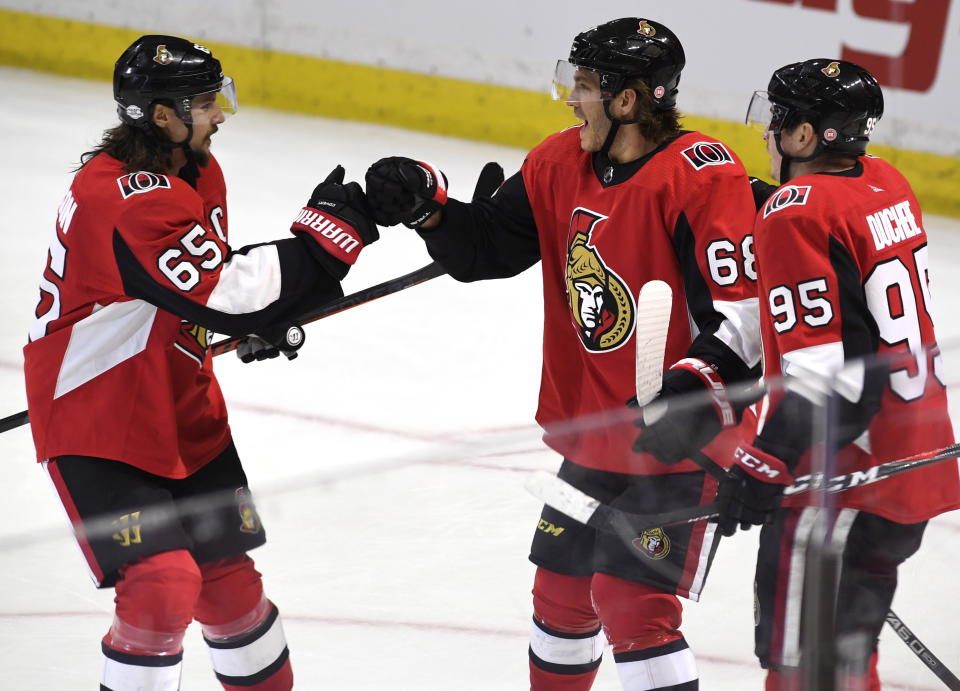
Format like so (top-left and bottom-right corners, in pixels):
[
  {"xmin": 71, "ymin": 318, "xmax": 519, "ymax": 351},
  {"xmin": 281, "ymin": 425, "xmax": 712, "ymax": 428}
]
[
  {"xmin": 763, "ymin": 185, "xmax": 812, "ymax": 218},
  {"xmin": 681, "ymin": 142, "xmax": 734, "ymax": 170},
  {"xmin": 565, "ymin": 208, "xmax": 635, "ymax": 352},
  {"xmin": 117, "ymin": 171, "xmax": 171, "ymax": 199}
]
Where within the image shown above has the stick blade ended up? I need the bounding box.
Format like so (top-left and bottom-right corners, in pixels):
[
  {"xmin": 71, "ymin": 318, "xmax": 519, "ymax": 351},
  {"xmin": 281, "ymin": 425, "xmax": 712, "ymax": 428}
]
[
  {"xmin": 524, "ymin": 471, "xmax": 599, "ymax": 525},
  {"xmin": 634, "ymin": 280, "xmax": 673, "ymax": 406}
]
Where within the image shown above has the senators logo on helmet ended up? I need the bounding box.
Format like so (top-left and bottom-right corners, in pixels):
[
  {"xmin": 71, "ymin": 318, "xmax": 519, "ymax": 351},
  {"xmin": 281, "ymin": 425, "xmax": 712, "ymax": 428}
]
[
  {"xmin": 153, "ymin": 44, "xmax": 174, "ymax": 65},
  {"xmin": 821, "ymin": 61, "xmax": 841, "ymax": 78},
  {"xmin": 637, "ymin": 20, "xmax": 656, "ymax": 36}
]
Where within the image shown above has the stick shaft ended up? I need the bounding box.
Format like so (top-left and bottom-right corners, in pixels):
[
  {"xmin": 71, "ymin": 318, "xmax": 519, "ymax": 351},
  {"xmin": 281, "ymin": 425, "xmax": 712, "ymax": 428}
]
[{"xmin": 2, "ymin": 262, "xmax": 446, "ymax": 434}]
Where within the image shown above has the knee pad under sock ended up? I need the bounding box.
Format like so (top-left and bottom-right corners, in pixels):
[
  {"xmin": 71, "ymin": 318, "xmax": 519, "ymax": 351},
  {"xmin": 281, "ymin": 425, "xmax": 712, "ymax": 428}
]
[
  {"xmin": 530, "ymin": 568, "xmax": 603, "ymax": 689},
  {"xmin": 591, "ymin": 573, "xmax": 697, "ymax": 690},
  {"xmin": 102, "ymin": 550, "xmax": 202, "ymax": 691}
]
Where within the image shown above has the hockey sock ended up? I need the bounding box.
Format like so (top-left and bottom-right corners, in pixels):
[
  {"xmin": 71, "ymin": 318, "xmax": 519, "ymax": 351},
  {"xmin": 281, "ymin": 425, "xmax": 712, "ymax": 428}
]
[
  {"xmin": 591, "ymin": 573, "xmax": 698, "ymax": 690},
  {"xmin": 197, "ymin": 556, "xmax": 292, "ymax": 690},
  {"xmin": 613, "ymin": 638, "xmax": 698, "ymax": 691},
  {"xmin": 203, "ymin": 600, "xmax": 292, "ymax": 690},
  {"xmin": 530, "ymin": 567, "xmax": 603, "ymax": 690},
  {"xmin": 102, "ymin": 550, "xmax": 202, "ymax": 691}
]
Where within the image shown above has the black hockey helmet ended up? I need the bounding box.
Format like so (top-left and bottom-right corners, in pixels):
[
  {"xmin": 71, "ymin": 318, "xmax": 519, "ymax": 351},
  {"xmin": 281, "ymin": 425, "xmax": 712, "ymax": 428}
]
[
  {"xmin": 747, "ymin": 58, "xmax": 883, "ymax": 156},
  {"xmin": 557, "ymin": 18, "xmax": 685, "ymax": 110},
  {"xmin": 114, "ymin": 35, "xmax": 237, "ymax": 129}
]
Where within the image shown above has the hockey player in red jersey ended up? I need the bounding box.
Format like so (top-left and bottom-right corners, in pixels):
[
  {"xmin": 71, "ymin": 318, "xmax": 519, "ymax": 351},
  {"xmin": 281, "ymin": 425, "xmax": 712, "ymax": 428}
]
[
  {"xmin": 364, "ymin": 19, "xmax": 760, "ymax": 691},
  {"xmin": 23, "ymin": 35, "xmax": 378, "ymax": 690},
  {"xmin": 714, "ymin": 59, "xmax": 960, "ymax": 690}
]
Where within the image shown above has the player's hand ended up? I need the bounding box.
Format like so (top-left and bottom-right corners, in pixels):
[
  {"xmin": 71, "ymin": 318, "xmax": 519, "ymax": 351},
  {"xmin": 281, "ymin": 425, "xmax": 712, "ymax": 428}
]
[
  {"xmin": 291, "ymin": 166, "xmax": 379, "ymax": 267},
  {"xmin": 236, "ymin": 323, "xmax": 305, "ymax": 363},
  {"xmin": 365, "ymin": 157, "xmax": 448, "ymax": 228},
  {"xmin": 713, "ymin": 444, "xmax": 792, "ymax": 536},
  {"xmin": 631, "ymin": 359, "xmax": 734, "ymax": 464}
]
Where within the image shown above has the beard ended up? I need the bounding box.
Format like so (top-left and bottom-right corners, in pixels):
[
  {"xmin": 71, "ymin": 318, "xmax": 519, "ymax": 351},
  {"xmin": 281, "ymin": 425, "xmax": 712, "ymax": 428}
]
[{"xmin": 192, "ymin": 144, "xmax": 211, "ymax": 167}]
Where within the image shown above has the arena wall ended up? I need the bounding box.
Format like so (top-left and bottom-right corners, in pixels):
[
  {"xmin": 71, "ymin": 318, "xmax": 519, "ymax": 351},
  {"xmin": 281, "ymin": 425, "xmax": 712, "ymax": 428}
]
[{"xmin": 2, "ymin": 0, "xmax": 957, "ymax": 216}]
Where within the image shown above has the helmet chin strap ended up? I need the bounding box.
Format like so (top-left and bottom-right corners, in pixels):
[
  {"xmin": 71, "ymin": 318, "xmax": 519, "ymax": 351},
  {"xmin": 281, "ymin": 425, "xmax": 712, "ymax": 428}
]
[
  {"xmin": 599, "ymin": 95, "xmax": 643, "ymax": 159},
  {"xmin": 174, "ymin": 122, "xmax": 194, "ymax": 153},
  {"xmin": 600, "ymin": 119, "xmax": 621, "ymax": 158},
  {"xmin": 774, "ymin": 129, "xmax": 822, "ymax": 184}
]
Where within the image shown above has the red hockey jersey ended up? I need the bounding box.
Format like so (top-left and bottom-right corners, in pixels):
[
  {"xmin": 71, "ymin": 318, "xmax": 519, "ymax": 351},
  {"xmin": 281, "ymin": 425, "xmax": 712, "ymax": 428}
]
[
  {"xmin": 753, "ymin": 155, "xmax": 959, "ymax": 523},
  {"xmin": 523, "ymin": 127, "xmax": 760, "ymax": 474},
  {"xmin": 23, "ymin": 152, "xmax": 339, "ymax": 478}
]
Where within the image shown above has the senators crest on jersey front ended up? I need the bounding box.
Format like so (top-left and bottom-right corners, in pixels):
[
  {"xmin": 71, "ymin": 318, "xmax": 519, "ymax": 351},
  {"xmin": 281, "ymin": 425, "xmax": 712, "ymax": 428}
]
[
  {"xmin": 521, "ymin": 127, "xmax": 760, "ymax": 474},
  {"xmin": 565, "ymin": 208, "xmax": 635, "ymax": 352}
]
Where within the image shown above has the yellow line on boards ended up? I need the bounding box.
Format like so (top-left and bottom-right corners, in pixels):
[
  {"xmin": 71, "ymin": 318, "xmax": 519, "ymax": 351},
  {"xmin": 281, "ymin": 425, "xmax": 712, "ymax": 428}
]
[{"xmin": 2, "ymin": 8, "xmax": 956, "ymax": 217}]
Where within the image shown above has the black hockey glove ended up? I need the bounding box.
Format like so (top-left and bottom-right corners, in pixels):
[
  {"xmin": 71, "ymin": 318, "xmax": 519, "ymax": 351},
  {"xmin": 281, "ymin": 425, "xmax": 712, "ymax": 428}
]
[
  {"xmin": 471, "ymin": 161, "xmax": 505, "ymax": 201},
  {"xmin": 236, "ymin": 323, "xmax": 306, "ymax": 364},
  {"xmin": 291, "ymin": 166, "xmax": 379, "ymax": 273},
  {"xmin": 631, "ymin": 359, "xmax": 735, "ymax": 465},
  {"xmin": 365, "ymin": 157, "xmax": 448, "ymax": 228},
  {"xmin": 713, "ymin": 444, "xmax": 792, "ymax": 537},
  {"xmin": 748, "ymin": 176, "xmax": 778, "ymax": 211}
]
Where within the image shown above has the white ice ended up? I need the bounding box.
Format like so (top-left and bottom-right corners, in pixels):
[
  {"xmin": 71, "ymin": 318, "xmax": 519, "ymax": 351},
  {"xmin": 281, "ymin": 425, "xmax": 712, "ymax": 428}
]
[{"xmin": 1, "ymin": 67, "xmax": 958, "ymax": 690}]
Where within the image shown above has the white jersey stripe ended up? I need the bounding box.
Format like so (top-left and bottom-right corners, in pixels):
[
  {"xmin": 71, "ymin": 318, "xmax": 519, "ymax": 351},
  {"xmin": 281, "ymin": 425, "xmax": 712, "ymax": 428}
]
[
  {"xmin": 55, "ymin": 300, "xmax": 157, "ymax": 399},
  {"xmin": 713, "ymin": 297, "xmax": 762, "ymax": 368},
  {"xmin": 206, "ymin": 244, "xmax": 282, "ymax": 314}
]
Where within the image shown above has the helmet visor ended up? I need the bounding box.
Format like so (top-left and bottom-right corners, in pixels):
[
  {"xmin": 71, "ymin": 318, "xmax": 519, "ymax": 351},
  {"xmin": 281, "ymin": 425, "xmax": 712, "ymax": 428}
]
[
  {"xmin": 745, "ymin": 90, "xmax": 788, "ymax": 133},
  {"xmin": 185, "ymin": 76, "xmax": 238, "ymax": 123},
  {"xmin": 551, "ymin": 60, "xmax": 608, "ymax": 103}
]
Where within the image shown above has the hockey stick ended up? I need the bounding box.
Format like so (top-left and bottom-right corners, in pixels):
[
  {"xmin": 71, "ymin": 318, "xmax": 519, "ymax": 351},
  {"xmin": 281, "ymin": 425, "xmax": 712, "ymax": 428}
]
[
  {"xmin": 545, "ymin": 276, "xmax": 960, "ymax": 687},
  {"xmin": 527, "ymin": 441, "xmax": 960, "ymax": 536},
  {"xmin": 212, "ymin": 261, "xmax": 444, "ymax": 356},
  {"xmin": 0, "ymin": 262, "xmax": 447, "ymax": 435},
  {"xmin": 631, "ymin": 278, "xmax": 729, "ymax": 482},
  {"xmin": 633, "ymin": 279, "xmax": 672, "ymax": 407},
  {"xmin": 526, "ymin": 443, "xmax": 960, "ymax": 689},
  {"xmin": 885, "ymin": 610, "xmax": 960, "ymax": 691}
]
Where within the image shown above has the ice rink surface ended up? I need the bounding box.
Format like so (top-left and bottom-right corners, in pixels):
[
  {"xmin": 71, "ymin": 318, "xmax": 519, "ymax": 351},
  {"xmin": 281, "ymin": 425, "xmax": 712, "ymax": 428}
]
[{"xmin": 1, "ymin": 66, "xmax": 959, "ymax": 689}]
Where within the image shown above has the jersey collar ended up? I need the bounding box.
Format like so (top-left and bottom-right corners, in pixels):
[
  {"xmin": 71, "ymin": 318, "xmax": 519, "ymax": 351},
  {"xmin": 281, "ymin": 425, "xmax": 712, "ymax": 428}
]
[{"xmin": 592, "ymin": 131, "xmax": 684, "ymax": 188}]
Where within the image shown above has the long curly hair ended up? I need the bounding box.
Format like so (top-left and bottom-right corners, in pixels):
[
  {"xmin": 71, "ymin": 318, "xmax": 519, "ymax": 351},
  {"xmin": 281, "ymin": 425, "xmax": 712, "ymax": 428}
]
[{"xmin": 78, "ymin": 121, "xmax": 177, "ymax": 173}]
